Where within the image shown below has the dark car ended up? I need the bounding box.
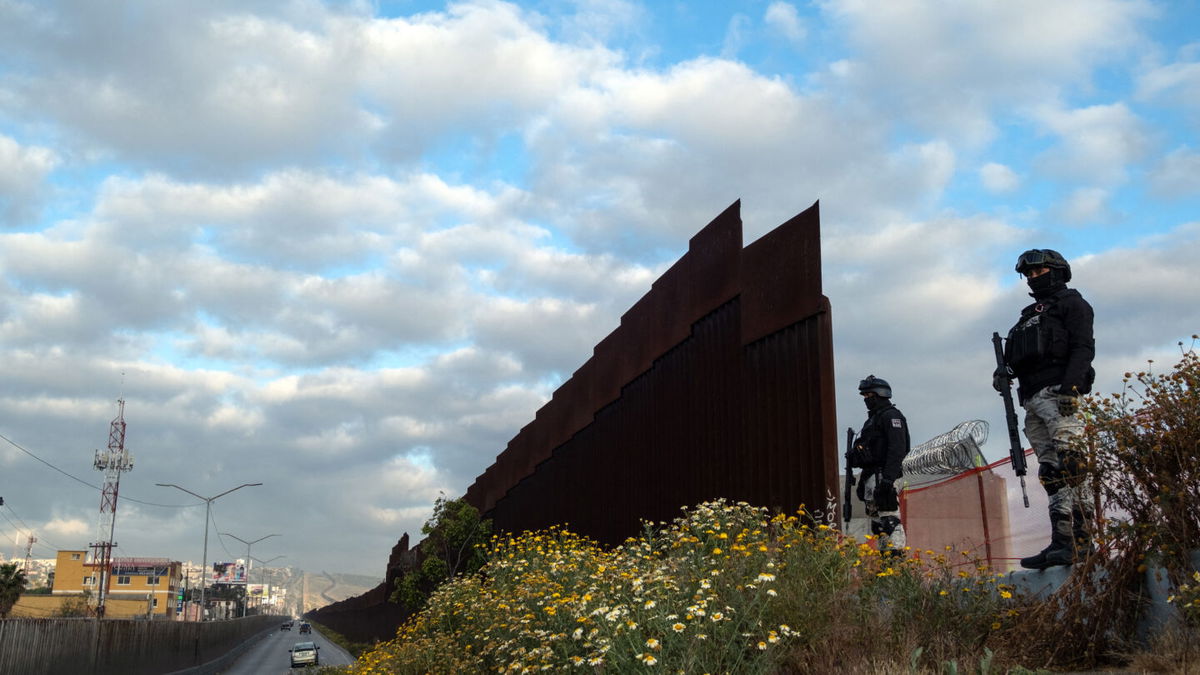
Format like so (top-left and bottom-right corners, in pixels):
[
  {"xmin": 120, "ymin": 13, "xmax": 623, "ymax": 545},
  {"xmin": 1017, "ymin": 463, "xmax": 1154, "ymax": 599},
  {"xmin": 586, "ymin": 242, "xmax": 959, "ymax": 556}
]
[
  {"xmin": 289, "ymin": 641, "xmax": 319, "ymax": 668},
  {"xmin": 298, "ymin": 622, "xmax": 311, "ymax": 634},
  {"xmin": 280, "ymin": 621, "xmax": 293, "ymax": 631}
]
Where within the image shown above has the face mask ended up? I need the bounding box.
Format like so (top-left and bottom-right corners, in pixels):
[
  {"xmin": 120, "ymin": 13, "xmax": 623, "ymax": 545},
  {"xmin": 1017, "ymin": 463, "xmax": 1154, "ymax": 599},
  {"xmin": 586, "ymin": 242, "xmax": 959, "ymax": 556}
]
[
  {"xmin": 1026, "ymin": 271, "xmax": 1062, "ymax": 296},
  {"xmin": 864, "ymin": 396, "xmax": 887, "ymax": 412}
]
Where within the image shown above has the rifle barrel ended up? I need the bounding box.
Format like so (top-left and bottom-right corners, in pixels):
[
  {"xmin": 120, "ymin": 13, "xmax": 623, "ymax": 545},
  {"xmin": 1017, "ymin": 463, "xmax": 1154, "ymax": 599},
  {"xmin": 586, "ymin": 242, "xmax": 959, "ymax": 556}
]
[{"xmin": 992, "ymin": 331, "xmax": 1031, "ymax": 508}]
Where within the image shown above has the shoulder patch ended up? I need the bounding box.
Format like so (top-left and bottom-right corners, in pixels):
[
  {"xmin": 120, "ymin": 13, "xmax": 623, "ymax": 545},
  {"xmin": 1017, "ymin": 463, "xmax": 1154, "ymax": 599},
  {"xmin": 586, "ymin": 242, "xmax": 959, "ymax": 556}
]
[{"xmin": 891, "ymin": 418, "xmax": 903, "ymax": 428}]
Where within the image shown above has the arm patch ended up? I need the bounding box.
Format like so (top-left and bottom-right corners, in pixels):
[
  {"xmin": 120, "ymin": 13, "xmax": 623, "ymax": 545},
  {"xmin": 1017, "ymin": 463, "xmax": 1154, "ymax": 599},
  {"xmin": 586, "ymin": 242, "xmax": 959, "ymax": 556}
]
[{"xmin": 891, "ymin": 418, "xmax": 903, "ymax": 428}]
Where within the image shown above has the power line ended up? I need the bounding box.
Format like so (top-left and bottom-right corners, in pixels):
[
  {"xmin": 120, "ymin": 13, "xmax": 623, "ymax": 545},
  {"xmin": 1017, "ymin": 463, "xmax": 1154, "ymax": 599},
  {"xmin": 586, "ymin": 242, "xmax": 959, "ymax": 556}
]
[
  {"xmin": 209, "ymin": 509, "xmax": 238, "ymax": 560},
  {"xmin": 0, "ymin": 509, "xmax": 57, "ymax": 555},
  {"xmin": 0, "ymin": 430, "xmax": 201, "ymax": 508}
]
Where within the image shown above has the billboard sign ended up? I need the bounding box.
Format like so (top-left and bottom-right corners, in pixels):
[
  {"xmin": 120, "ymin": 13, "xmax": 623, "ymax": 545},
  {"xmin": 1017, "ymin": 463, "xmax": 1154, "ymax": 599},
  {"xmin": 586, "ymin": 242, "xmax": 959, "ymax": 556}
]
[
  {"xmin": 248, "ymin": 583, "xmax": 268, "ymax": 597},
  {"xmin": 211, "ymin": 561, "xmax": 246, "ymax": 584}
]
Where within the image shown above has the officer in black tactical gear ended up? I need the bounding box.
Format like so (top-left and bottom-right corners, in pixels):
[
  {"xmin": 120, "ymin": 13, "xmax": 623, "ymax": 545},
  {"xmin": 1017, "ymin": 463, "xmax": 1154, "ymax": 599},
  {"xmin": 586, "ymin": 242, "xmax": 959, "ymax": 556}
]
[
  {"xmin": 994, "ymin": 249, "xmax": 1095, "ymax": 569},
  {"xmin": 847, "ymin": 375, "xmax": 910, "ymax": 555}
]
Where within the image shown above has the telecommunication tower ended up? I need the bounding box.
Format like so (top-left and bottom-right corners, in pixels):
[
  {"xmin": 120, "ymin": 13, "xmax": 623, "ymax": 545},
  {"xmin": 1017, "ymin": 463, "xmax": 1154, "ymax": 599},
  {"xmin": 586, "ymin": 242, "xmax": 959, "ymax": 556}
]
[
  {"xmin": 91, "ymin": 398, "xmax": 133, "ymax": 616},
  {"xmin": 23, "ymin": 533, "xmax": 36, "ymax": 573}
]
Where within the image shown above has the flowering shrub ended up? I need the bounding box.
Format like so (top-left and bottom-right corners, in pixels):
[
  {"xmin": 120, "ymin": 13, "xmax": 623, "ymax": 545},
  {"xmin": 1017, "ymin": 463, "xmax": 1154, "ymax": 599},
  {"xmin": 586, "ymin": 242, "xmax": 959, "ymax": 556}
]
[
  {"xmin": 347, "ymin": 500, "xmax": 1020, "ymax": 673},
  {"xmin": 1167, "ymin": 571, "xmax": 1200, "ymax": 627},
  {"xmin": 1005, "ymin": 339, "xmax": 1200, "ymax": 670}
]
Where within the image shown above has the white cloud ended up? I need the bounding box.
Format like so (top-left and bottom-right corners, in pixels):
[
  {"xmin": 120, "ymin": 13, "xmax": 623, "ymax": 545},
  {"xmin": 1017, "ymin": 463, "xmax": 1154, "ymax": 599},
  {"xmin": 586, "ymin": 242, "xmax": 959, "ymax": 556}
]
[
  {"xmin": 43, "ymin": 517, "xmax": 90, "ymax": 538},
  {"xmin": 765, "ymin": 2, "xmax": 806, "ymax": 45},
  {"xmin": 0, "ymin": 135, "xmax": 59, "ymax": 225},
  {"xmin": 980, "ymin": 162, "xmax": 1020, "ymax": 194},
  {"xmin": 720, "ymin": 14, "xmax": 752, "ymax": 59},
  {"xmin": 819, "ymin": 0, "xmax": 1154, "ymax": 142},
  {"xmin": 1148, "ymin": 147, "xmax": 1200, "ymax": 198},
  {"xmin": 1137, "ymin": 55, "xmax": 1200, "ymax": 111},
  {"xmin": 1053, "ymin": 187, "xmax": 1111, "ymax": 225},
  {"xmin": 1032, "ymin": 102, "xmax": 1149, "ymax": 186}
]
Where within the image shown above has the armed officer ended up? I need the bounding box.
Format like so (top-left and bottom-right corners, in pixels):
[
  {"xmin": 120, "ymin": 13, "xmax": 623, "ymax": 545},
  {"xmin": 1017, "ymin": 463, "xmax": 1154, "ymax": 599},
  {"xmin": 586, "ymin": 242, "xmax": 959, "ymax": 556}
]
[
  {"xmin": 848, "ymin": 375, "xmax": 910, "ymax": 555},
  {"xmin": 994, "ymin": 249, "xmax": 1095, "ymax": 569}
]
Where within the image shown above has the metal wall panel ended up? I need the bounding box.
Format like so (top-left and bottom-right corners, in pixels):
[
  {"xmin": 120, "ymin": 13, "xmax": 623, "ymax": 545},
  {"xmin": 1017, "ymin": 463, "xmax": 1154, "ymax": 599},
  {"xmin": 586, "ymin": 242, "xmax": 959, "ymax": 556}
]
[{"xmin": 465, "ymin": 200, "xmax": 838, "ymax": 545}]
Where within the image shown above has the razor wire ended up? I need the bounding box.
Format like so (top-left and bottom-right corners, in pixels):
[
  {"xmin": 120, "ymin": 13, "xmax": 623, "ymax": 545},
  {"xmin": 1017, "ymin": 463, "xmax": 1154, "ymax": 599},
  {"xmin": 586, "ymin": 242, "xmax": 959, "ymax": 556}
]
[{"xmin": 903, "ymin": 420, "xmax": 989, "ymax": 476}]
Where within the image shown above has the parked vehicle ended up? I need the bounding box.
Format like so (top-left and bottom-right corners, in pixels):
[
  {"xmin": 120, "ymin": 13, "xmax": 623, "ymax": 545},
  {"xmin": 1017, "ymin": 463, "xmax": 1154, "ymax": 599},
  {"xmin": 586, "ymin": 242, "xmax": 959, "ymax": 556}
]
[{"xmin": 289, "ymin": 641, "xmax": 320, "ymax": 668}]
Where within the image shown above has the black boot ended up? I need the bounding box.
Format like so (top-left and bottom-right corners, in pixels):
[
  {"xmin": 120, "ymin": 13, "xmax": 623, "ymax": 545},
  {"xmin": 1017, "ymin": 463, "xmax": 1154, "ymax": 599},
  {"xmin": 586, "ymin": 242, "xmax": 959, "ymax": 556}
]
[{"xmin": 1020, "ymin": 514, "xmax": 1074, "ymax": 570}]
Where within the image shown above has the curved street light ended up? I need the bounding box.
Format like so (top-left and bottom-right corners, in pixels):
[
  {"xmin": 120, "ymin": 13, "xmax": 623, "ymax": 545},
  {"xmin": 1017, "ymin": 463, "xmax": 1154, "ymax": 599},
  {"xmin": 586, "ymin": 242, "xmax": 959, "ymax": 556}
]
[
  {"xmin": 250, "ymin": 554, "xmax": 287, "ymax": 615},
  {"xmin": 155, "ymin": 482, "xmax": 262, "ymax": 621},
  {"xmin": 220, "ymin": 532, "xmax": 280, "ymax": 617}
]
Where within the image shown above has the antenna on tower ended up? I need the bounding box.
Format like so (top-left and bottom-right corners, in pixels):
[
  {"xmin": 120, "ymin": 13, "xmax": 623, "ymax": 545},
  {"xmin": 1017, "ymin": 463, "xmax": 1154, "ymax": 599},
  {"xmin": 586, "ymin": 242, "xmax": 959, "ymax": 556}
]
[{"xmin": 90, "ymin": 397, "xmax": 133, "ymax": 617}]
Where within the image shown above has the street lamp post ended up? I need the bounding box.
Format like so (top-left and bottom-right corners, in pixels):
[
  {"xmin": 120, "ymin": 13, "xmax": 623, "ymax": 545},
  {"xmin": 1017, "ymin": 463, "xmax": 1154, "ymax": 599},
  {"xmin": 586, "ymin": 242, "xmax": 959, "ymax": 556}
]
[
  {"xmin": 220, "ymin": 533, "xmax": 279, "ymax": 617},
  {"xmin": 156, "ymin": 482, "xmax": 262, "ymax": 622},
  {"xmin": 251, "ymin": 554, "xmax": 286, "ymax": 615}
]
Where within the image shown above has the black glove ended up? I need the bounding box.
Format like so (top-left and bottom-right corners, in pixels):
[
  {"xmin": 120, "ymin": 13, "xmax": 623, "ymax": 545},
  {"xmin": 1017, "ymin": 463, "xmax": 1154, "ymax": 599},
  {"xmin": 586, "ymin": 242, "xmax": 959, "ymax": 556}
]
[
  {"xmin": 875, "ymin": 478, "xmax": 898, "ymax": 511},
  {"xmin": 992, "ymin": 366, "xmax": 1011, "ymax": 393},
  {"xmin": 1056, "ymin": 393, "xmax": 1079, "ymax": 417}
]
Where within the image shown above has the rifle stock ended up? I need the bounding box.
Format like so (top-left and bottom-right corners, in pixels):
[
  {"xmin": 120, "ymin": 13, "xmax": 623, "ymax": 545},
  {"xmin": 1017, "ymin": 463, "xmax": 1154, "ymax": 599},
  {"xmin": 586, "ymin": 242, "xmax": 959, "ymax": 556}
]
[
  {"xmin": 992, "ymin": 331, "xmax": 1030, "ymax": 508},
  {"xmin": 843, "ymin": 427, "xmax": 856, "ymax": 523}
]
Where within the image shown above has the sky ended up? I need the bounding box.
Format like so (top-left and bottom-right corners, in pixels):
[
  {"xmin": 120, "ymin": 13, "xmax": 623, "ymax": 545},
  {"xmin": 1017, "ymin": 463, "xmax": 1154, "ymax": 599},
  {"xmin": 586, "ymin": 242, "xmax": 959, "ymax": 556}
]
[{"xmin": 0, "ymin": 0, "xmax": 1197, "ymax": 579}]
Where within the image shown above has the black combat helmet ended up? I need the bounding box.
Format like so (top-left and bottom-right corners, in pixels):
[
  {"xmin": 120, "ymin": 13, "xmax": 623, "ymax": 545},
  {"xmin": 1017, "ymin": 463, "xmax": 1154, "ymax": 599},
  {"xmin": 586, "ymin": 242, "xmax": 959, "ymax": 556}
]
[
  {"xmin": 1015, "ymin": 249, "xmax": 1071, "ymax": 282},
  {"xmin": 858, "ymin": 375, "xmax": 892, "ymax": 398}
]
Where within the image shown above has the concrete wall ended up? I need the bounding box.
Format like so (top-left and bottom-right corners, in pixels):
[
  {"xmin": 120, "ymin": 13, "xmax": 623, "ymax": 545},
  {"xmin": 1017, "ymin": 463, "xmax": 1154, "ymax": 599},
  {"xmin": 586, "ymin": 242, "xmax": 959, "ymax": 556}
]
[{"xmin": 0, "ymin": 615, "xmax": 283, "ymax": 675}]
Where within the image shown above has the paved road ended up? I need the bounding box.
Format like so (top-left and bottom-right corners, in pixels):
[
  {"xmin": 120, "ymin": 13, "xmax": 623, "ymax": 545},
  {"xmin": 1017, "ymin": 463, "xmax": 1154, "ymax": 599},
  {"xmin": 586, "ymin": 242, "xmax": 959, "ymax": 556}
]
[{"xmin": 224, "ymin": 625, "xmax": 356, "ymax": 674}]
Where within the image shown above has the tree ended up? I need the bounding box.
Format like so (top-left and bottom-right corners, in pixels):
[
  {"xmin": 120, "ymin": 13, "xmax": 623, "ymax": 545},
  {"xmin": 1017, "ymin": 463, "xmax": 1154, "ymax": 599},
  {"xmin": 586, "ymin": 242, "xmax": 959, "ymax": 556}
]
[
  {"xmin": 391, "ymin": 496, "xmax": 492, "ymax": 611},
  {"xmin": 0, "ymin": 562, "xmax": 28, "ymax": 618},
  {"xmin": 54, "ymin": 591, "xmax": 94, "ymax": 618}
]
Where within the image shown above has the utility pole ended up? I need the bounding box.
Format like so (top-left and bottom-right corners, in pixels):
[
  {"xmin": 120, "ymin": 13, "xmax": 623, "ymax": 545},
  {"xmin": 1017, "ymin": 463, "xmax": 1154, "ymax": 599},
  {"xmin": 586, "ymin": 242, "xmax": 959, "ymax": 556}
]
[{"xmin": 92, "ymin": 398, "xmax": 133, "ymax": 618}]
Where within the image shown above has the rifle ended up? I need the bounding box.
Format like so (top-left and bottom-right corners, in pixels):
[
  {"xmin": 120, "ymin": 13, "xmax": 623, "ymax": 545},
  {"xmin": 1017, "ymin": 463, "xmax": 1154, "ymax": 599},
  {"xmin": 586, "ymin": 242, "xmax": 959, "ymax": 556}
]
[
  {"xmin": 992, "ymin": 331, "xmax": 1030, "ymax": 507},
  {"xmin": 843, "ymin": 427, "xmax": 856, "ymax": 523}
]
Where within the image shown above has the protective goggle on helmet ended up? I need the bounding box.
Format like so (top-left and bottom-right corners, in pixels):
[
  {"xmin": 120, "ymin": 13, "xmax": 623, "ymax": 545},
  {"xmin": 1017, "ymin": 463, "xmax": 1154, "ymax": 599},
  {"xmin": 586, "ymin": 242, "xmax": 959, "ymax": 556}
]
[
  {"xmin": 1014, "ymin": 249, "xmax": 1072, "ymax": 282},
  {"xmin": 858, "ymin": 375, "xmax": 892, "ymax": 398}
]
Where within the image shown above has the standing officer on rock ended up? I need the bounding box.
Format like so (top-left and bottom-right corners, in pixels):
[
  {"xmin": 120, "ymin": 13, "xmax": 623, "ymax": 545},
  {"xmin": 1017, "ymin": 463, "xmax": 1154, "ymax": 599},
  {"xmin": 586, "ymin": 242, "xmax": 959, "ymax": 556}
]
[
  {"xmin": 847, "ymin": 375, "xmax": 910, "ymax": 555},
  {"xmin": 994, "ymin": 249, "xmax": 1096, "ymax": 569}
]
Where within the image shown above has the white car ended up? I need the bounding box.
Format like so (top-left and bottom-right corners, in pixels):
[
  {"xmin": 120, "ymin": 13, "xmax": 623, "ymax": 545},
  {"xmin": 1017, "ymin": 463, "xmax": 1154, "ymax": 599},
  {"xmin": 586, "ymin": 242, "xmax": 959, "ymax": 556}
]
[{"xmin": 289, "ymin": 641, "xmax": 320, "ymax": 668}]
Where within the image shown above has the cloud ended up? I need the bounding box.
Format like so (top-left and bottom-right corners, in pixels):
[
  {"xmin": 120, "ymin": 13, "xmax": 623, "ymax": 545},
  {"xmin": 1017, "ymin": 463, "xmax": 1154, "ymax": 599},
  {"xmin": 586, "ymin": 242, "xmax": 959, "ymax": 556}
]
[
  {"xmin": 765, "ymin": 2, "xmax": 806, "ymax": 45},
  {"xmin": 720, "ymin": 14, "xmax": 753, "ymax": 59},
  {"xmin": 980, "ymin": 162, "xmax": 1020, "ymax": 194},
  {"xmin": 0, "ymin": 135, "xmax": 59, "ymax": 226},
  {"xmin": 1081, "ymin": 221, "xmax": 1200, "ymax": 357},
  {"xmin": 1032, "ymin": 102, "xmax": 1149, "ymax": 186},
  {"xmin": 1052, "ymin": 187, "xmax": 1112, "ymax": 225},
  {"xmin": 0, "ymin": 1, "xmax": 616, "ymax": 176},
  {"xmin": 818, "ymin": 0, "xmax": 1154, "ymax": 142},
  {"xmin": 1147, "ymin": 146, "xmax": 1200, "ymax": 198},
  {"xmin": 555, "ymin": 0, "xmax": 646, "ymax": 44},
  {"xmin": 1136, "ymin": 54, "xmax": 1200, "ymax": 112}
]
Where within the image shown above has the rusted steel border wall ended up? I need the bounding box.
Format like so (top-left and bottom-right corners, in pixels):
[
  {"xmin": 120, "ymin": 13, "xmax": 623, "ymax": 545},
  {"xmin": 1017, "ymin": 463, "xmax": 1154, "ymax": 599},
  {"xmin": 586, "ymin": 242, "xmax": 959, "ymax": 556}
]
[{"xmin": 463, "ymin": 200, "xmax": 838, "ymax": 544}]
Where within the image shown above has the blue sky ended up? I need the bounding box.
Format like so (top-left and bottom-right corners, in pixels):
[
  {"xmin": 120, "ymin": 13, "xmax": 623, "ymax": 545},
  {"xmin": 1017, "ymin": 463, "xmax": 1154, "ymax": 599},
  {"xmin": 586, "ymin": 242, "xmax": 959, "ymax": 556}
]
[{"xmin": 0, "ymin": 0, "xmax": 1197, "ymax": 577}]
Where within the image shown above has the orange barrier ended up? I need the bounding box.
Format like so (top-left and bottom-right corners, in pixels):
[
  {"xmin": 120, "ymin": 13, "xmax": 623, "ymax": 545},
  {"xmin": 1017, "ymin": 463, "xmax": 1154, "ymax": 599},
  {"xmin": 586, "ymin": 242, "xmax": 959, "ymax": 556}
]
[{"xmin": 901, "ymin": 449, "xmax": 1048, "ymax": 571}]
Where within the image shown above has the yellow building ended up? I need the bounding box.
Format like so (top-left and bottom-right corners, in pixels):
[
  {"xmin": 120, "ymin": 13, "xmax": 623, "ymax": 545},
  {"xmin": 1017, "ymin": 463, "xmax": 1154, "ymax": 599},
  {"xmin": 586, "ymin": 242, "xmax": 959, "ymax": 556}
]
[{"xmin": 43, "ymin": 550, "xmax": 184, "ymax": 619}]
